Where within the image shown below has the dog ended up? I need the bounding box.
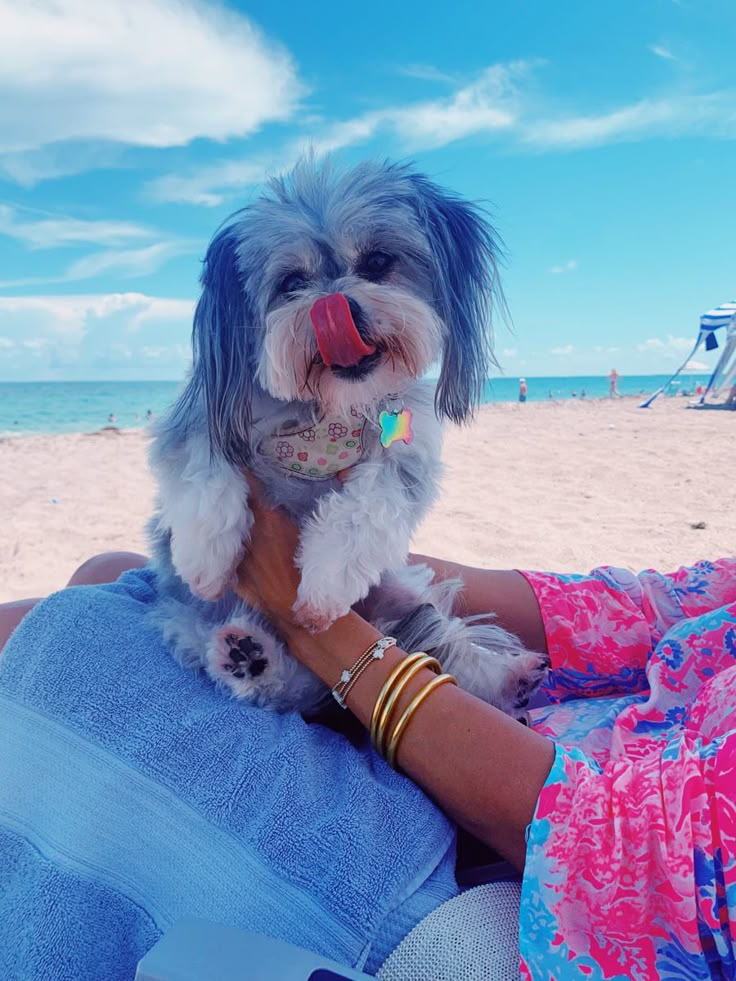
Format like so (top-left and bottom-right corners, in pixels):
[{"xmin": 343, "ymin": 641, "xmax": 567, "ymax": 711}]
[{"xmin": 147, "ymin": 158, "xmax": 547, "ymax": 717}]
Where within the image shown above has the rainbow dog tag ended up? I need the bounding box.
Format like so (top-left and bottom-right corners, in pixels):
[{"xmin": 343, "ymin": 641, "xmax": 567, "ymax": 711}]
[{"xmin": 379, "ymin": 407, "xmax": 414, "ymax": 448}]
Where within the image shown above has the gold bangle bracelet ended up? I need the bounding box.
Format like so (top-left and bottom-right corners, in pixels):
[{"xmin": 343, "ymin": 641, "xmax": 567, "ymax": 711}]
[
  {"xmin": 370, "ymin": 652, "xmax": 428, "ymax": 749},
  {"xmin": 386, "ymin": 673, "xmax": 458, "ymax": 770},
  {"xmin": 373, "ymin": 655, "xmax": 441, "ymax": 757}
]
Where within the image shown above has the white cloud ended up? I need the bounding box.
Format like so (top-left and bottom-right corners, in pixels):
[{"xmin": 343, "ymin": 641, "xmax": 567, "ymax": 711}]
[
  {"xmin": 0, "ymin": 204, "xmax": 155, "ymax": 249},
  {"xmin": 0, "ymin": 143, "xmax": 129, "ymax": 187},
  {"xmin": 0, "ymin": 293, "xmax": 194, "ymax": 379},
  {"xmin": 0, "ymin": 204, "xmax": 193, "ymax": 286},
  {"xmin": 148, "ymin": 61, "xmax": 736, "ymax": 206},
  {"xmin": 146, "ymin": 159, "xmax": 274, "ymax": 207},
  {"xmin": 0, "ymin": 0, "xmax": 303, "ymax": 160},
  {"xmin": 549, "ymin": 259, "xmax": 578, "ymax": 274},
  {"xmin": 22, "ymin": 337, "xmax": 49, "ymax": 351},
  {"xmin": 502, "ymin": 347, "xmax": 518, "ymax": 358},
  {"xmin": 0, "ymin": 240, "xmax": 196, "ymax": 288},
  {"xmin": 129, "ymin": 299, "xmax": 196, "ymax": 331},
  {"xmin": 551, "ymin": 344, "xmax": 575, "ymax": 356},
  {"xmin": 637, "ymin": 335, "xmax": 694, "ymax": 357},
  {"xmin": 387, "ymin": 64, "xmax": 520, "ymax": 147},
  {"xmin": 649, "ymin": 44, "xmax": 676, "ymax": 61},
  {"xmin": 685, "ymin": 359, "xmax": 709, "ymax": 371},
  {"xmin": 524, "ymin": 91, "xmax": 736, "ymax": 149},
  {"xmin": 399, "ymin": 64, "xmax": 459, "ymax": 85},
  {"xmin": 148, "ymin": 62, "xmax": 527, "ymax": 204},
  {"xmin": 63, "ymin": 242, "xmax": 195, "ymax": 281},
  {"xmin": 314, "ymin": 63, "xmax": 523, "ymax": 154}
]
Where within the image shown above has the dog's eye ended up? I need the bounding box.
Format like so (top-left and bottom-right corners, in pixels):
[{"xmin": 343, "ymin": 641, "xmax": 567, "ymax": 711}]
[
  {"xmin": 279, "ymin": 272, "xmax": 307, "ymax": 295},
  {"xmin": 358, "ymin": 251, "xmax": 394, "ymax": 280}
]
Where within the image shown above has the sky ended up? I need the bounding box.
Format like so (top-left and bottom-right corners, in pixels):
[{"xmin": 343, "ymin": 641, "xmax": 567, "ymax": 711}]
[{"xmin": 0, "ymin": 0, "xmax": 734, "ymax": 382}]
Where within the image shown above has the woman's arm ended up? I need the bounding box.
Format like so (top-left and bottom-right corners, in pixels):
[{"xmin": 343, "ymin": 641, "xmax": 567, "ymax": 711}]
[
  {"xmin": 236, "ymin": 495, "xmax": 555, "ymax": 871},
  {"xmin": 409, "ymin": 552, "xmax": 547, "ymax": 654},
  {"xmin": 285, "ymin": 614, "xmax": 554, "ymax": 870}
]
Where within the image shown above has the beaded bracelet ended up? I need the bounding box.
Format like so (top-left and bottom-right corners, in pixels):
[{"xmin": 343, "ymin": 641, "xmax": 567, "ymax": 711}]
[
  {"xmin": 386, "ymin": 673, "xmax": 458, "ymax": 770},
  {"xmin": 372, "ymin": 654, "xmax": 442, "ymax": 757},
  {"xmin": 331, "ymin": 636, "xmax": 396, "ymax": 709}
]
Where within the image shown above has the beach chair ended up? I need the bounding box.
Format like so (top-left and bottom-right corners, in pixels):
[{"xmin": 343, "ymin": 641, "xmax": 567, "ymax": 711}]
[
  {"xmin": 135, "ymin": 919, "xmax": 374, "ymax": 980},
  {"xmin": 136, "ymin": 874, "xmax": 521, "ymax": 980}
]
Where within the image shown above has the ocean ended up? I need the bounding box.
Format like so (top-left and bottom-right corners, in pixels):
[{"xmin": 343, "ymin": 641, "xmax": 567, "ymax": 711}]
[{"xmin": 0, "ymin": 374, "xmax": 707, "ymax": 436}]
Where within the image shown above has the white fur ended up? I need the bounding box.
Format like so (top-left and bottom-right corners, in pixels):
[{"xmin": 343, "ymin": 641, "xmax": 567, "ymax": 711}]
[{"xmin": 153, "ymin": 433, "xmax": 252, "ymax": 600}]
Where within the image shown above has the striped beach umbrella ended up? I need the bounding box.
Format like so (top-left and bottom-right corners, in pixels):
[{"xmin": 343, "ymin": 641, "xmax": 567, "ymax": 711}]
[{"xmin": 640, "ymin": 300, "xmax": 736, "ymax": 408}]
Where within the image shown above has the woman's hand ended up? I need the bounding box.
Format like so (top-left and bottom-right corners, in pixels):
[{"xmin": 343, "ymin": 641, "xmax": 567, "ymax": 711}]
[
  {"xmin": 234, "ymin": 481, "xmax": 303, "ymax": 628},
  {"xmin": 234, "ymin": 476, "xmax": 554, "ymax": 870}
]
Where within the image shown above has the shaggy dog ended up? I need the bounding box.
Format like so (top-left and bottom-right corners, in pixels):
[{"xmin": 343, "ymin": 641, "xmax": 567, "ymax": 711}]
[{"xmin": 148, "ymin": 159, "xmax": 546, "ymax": 716}]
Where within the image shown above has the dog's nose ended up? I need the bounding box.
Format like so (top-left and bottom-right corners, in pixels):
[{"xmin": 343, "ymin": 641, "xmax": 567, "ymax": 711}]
[{"xmin": 310, "ymin": 293, "xmax": 376, "ymax": 368}]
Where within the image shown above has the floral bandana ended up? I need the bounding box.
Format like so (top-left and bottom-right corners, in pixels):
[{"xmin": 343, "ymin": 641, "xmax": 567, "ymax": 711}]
[{"xmin": 260, "ymin": 409, "xmax": 368, "ymax": 480}]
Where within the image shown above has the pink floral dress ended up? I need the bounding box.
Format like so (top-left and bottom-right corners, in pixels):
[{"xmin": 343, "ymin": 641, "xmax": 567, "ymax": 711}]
[{"xmin": 519, "ymin": 559, "xmax": 736, "ymax": 980}]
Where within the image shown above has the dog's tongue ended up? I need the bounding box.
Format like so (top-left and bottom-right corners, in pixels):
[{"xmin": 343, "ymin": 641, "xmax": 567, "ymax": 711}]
[{"xmin": 310, "ymin": 293, "xmax": 376, "ymax": 368}]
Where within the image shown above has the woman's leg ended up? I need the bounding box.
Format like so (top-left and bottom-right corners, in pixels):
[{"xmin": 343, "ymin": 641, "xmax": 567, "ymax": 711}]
[
  {"xmin": 0, "ymin": 551, "xmax": 148, "ymax": 652},
  {"xmin": 65, "ymin": 551, "xmax": 148, "ymax": 588}
]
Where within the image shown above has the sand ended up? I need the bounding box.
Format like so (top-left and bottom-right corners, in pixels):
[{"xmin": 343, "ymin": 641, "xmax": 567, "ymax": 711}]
[{"xmin": 1, "ymin": 396, "xmax": 733, "ymax": 603}]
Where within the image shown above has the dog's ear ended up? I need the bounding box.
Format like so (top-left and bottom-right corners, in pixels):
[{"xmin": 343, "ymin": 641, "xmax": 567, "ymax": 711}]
[
  {"xmin": 188, "ymin": 221, "xmax": 255, "ymax": 464},
  {"xmin": 408, "ymin": 175, "xmax": 503, "ymax": 423}
]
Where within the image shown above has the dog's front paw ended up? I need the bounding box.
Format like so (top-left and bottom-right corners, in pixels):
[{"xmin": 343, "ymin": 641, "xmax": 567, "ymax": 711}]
[
  {"xmin": 173, "ymin": 541, "xmax": 242, "ymax": 602},
  {"xmin": 292, "ymin": 593, "xmax": 349, "ymax": 633},
  {"xmin": 295, "ymin": 538, "xmax": 376, "ymax": 632},
  {"xmin": 188, "ymin": 568, "xmax": 235, "ymax": 602}
]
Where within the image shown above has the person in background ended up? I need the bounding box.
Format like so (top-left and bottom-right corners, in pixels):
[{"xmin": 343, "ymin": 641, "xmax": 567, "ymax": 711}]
[
  {"xmin": 608, "ymin": 368, "xmax": 621, "ymax": 397},
  {"xmin": 518, "ymin": 378, "xmax": 527, "ymax": 403}
]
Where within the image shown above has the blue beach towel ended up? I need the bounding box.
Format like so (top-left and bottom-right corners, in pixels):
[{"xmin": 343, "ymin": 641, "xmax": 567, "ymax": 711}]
[{"xmin": 0, "ymin": 569, "xmax": 458, "ymax": 980}]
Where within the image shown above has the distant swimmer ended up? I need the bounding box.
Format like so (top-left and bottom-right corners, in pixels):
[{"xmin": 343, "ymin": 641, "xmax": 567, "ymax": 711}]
[
  {"xmin": 145, "ymin": 409, "xmax": 153, "ymax": 421},
  {"xmin": 609, "ymin": 368, "xmax": 621, "ymax": 398},
  {"xmin": 519, "ymin": 378, "xmax": 528, "ymax": 403},
  {"xmin": 108, "ymin": 413, "xmax": 116, "ymax": 424}
]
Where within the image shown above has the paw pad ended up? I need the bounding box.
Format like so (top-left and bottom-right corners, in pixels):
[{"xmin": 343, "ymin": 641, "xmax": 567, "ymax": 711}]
[{"xmin": 223, "ymin": 634, "xmax": 267, "ymax": 679}]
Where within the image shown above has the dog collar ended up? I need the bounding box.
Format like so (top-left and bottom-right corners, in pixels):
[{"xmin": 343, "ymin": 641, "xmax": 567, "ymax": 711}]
[{"xmin": 260, "ymin": 409, "xmax": 368, "ymax": 479}]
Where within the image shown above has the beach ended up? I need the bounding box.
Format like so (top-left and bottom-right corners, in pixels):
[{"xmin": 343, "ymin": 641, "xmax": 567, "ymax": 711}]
[{"xmin": 1, "ymin": 396, "xmax": 733, "ymax": 603}]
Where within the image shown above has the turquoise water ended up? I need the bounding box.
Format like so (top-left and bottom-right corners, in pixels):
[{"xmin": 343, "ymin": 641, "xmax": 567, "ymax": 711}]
[
  {"xmin": 0, "ymin": 381, "xmax": 184, "ymax": 436},
  {"xmin": 0, "ymin": 374, "xmax": 707, "ymax": 436}
]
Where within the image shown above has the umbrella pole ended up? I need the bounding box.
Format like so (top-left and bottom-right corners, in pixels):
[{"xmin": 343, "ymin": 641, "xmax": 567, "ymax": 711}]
[{"xmin": 639, "ymin": 334, "xmax": 704, "ymax": 409}]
